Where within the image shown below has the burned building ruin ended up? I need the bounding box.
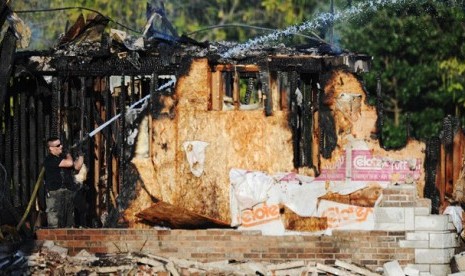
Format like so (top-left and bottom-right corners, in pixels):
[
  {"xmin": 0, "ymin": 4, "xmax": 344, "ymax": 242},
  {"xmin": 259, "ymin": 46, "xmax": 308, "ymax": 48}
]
[{"xmin": 1, "ymin": 1, "xmax": 465, "ymax": 274}]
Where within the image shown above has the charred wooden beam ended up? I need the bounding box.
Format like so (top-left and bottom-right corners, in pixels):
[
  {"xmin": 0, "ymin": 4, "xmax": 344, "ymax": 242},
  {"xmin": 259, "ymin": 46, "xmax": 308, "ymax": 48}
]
[
  {"xmin": 104, "ymin": 75, "xmax": 113, "ymax": 224},
  {"xmin": 424, "ymin": 137, "xmax": 441, "ymax": 214},
  {"xmin": 300, "ymin": 74, "xmax": 314, "ymax": 168},
  {"xmin": 149, "ymin": 72, "xmax": 159, "ymax": 117},
  {"xmin": 0, "ymin": 29, "xmax": 16, "ymax": 113},
  {"xmin": 20, "ymin": 82, "xmax": 29, "ymax": 207},
  {"xmin": 12, "ymin": 91, "xmax": 20, "ymax": 207},
  {"xmin": 51, "ymin": 77, "xmax": 60, "ymax": 137},
  {"xmin": 28, "ymin": 89, "xmax": 38, "ymax": 201},
  {"xmin": 289, "ymin": 71, "xmax": 300, "ymax": 168},
  {"xmin": 268, "ymin": 57, "xmax": 322, "ymax": 73},
  {"xmin": 117, "ymin": 75, "xmax": 126, "ymax": 210},
  {"xmin": 258, "ymin": 62, "xmax": 272, "ymax": 116},
  {"xmin": 52, "ymin": 54, "xmax": 180, "ymax": 76},
  {"xmin": 85, "ymin": 78, "xmax": 98, "ymax": 225}
]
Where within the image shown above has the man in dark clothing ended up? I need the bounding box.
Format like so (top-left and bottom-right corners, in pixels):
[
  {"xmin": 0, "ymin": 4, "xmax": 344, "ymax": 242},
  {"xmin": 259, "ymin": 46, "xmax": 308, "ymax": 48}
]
[{"xmin": 44, "ymin": 137, "xmax": 84, "ymax": 228}]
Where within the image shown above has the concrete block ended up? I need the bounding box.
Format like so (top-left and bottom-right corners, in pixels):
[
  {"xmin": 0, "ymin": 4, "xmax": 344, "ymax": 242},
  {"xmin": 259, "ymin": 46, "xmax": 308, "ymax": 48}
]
[
  {"xmin": 405, "ymin": 208, "xmax": 415, "ymax": 230},
  {"xmin": 399, "ymin": 240, "xmax": 429, "ymax": 249},
  {"xmin": 405, "ymin": 264, "xmax": 430, "ymax": 272},
  {"xmin": 430, "ymin": 264, "xmax": 451, "ymax": 276},
  {"xmin": 415, "ymin": 207, "xmax": 431, "ymax": 216},
  {"xmin": 419, "ymin": 273, "xmax": 432, "ymax": 276},
  {"xmin": 415, "ymin": 215, "xmax": 450, "ymax": 231},
  {"xmin": 404, "ymin": 266, "xmax": 420, "ymax": 276},
  {"xmin": 415, "ymin": 248, "xmax": 455, "ymax": 264},
  {"xmin": 375, "ymin": 207, "xmax": 408, "ymax": 230},
  {"xmin": 383, "ymin": 260, "xmax": 405, "ymax": 276},
  {"xmin": 429, "ymin": 232, "xmax": 459, "ymax": 248},
  {"xmin": 376, "ymin": 207, "xmax": 405, "ymax": 223},
  {"xmin": 449, "ymin": 273, "xmax": 465, "ymax": 276},
  {"xmin": 375, "ymin": 222, "xmax": 406, "ymax": 231},
  {"xmin": 406, "ymin": 232, "xmax": 429, "ymax": 241}
]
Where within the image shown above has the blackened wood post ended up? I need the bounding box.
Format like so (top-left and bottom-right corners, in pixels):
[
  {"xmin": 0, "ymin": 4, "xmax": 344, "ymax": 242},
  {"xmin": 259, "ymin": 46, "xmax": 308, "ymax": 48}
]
[
  {"xmin": 301, "ymin": 76, "xmax": 313, "ymax": 168},
  {"xmin": 118, "ymin": 75, "xmax": 126, "ymax": 206},
  {"xmin": 130, "ymin": 76, "xmax": 136, "ymax": 103},
  {"xmin": 51, "ymin": 77, "xmax": 60, "ymax": 137},
  {"xmin": 62, "ymin": 79, "xmax": 69, "ymax": 144},
  {"xmin": 289, "ymin": 71, "xmax": 300, "ymax": 168},
  {"xmin": 12, "ymin": 91, "xmax": 20, "ymax": 207},
  {"xmin": 0, "ymin": 101, "xmax": 4, "ymax": 165},
  {"xmin": 0, "ymin": 29, "xmax": 16, "ymax": 118},
  {"xmin": 258, "ymin": 62, "xmax": 272, "ymax": 116},
  {"xmin": 85, "ymin": 78, "xmax": 96, "ymax": 221},
  {"xmin": 36, "ymin": 85, "xmax": 46, "ymax": 216},
  {"xmin": 4, "ymin": 92, "xmax": 12, "ymax": 195},
  {"xmin": 149, "ymin": 72, "xmax": 158, "ymax": 117},
  {"xmin": 20, "ymin": 82, "xmax": 29, "ymax": 207},
  {"xmin": 79, "ymin": 78, "xmax": 85, "ymax": 144},
  {"xmin": 28, "ymin": 88, "xmax": 37, "ymax": 197},
  {"xmin": 104, "ymin": 76, "xmax": 113, "ymax": 217}
]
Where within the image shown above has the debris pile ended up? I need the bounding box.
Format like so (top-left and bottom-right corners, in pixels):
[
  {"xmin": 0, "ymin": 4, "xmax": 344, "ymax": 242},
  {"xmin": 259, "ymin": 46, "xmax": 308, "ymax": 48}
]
[{"xmin": 3, "ymin": 241, "xmax": 386, "ymax": 275}]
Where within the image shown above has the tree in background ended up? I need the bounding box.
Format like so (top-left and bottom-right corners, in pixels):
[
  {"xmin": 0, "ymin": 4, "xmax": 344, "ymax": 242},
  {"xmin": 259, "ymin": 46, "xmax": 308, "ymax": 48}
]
[
  {"xmin": 337, "ymin": 1, "xmax": 465, "ymax": 148},
  {"xmin": 10, "ymin": 0, "xmax": 324, "ymax": 48}
]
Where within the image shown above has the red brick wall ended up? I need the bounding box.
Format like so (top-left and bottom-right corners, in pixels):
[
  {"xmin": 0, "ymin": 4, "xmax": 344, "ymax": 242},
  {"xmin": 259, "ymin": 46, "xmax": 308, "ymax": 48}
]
[{"xmin": 36, "ymin": 229, "xmax": 414, "ymax": 271}]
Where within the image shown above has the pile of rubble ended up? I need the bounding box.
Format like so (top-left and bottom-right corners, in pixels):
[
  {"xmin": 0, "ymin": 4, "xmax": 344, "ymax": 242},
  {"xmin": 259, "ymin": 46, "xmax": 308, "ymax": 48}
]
[{"xmin": 0, "ymin": 241, "xmax": 388, "ymax": 275}]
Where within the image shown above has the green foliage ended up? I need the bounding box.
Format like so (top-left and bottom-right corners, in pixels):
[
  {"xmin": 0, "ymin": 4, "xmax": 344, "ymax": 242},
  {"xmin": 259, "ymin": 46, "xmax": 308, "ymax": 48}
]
[{"xmin": 337, "ymin": 1, "xmax": 465, "ymax": 146}]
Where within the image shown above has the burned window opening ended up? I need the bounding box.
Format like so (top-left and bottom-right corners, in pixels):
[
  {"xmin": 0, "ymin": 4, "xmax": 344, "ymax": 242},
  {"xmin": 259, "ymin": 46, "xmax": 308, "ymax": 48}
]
[
  {"xmin": 219, "ymin": 69, "xmax": 264, "ymax": 111},
  {"xmin": 286, "ymin": 71, "xmax": 323, "ymax": 171}
]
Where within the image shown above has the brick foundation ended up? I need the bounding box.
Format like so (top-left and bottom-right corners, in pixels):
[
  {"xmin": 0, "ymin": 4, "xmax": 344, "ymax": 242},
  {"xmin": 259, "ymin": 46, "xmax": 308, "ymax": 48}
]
[{"xmin": 36, "ymin": 228, "xmax": 414, "ymax": 272}]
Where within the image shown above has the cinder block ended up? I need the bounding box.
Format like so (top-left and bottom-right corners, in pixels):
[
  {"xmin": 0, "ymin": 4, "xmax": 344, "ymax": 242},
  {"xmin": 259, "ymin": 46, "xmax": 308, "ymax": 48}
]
[
  {"xmin": 406, "ymin": 232, "xmax": 429, "ymax": 241},
  {"xmin": 383, "ymin": 260, "xmax": 405, "ymax": 276},
  {"xmin": 429, "ymin": 232, "xmax": 459, "ymax": 248},
  {"xmin": 399, "ymin": 240, "xmax": 429, "ymax": 249},
  {"xmin": 375, "ymin": 207, "xmax": 405, "ymax": 223},
  {"xmin": 375, "ymin": 222, "xmax": 406, "ymax": 231},
  {"xmin": 375, "ymin": 207, "xmax": 408, "ymax": 230},
  {"xmin": 449, "ymin": 273, "xmax": 465, "ymax": 276},
  {"xmin": 404, "ymin": 266, "xmax": 420, "ymax": 276},
  {"xmin": 415, "ymin": 215, "xmax": 450, "ymax": 231},
  {"xmin": 415, "ymin": 207, "xmax": 431, "ymax": 216},
  {"xmin": 405, "ymin": 208, "xmax": 415, "ymax": 230},
  {"xmin": 415, "ymin": 248, "xmax": 455, "ymax": 264},
  {"xmin": 405, "ymin": 264, "xmax": 430, "ymax": 272},
  {"xmin": 419, "ymin": 273, "xmax": 432, "ymax": 276},
  {"xmin": 430, "ymin": 264, "xmax": 451, "ymax": 276}
]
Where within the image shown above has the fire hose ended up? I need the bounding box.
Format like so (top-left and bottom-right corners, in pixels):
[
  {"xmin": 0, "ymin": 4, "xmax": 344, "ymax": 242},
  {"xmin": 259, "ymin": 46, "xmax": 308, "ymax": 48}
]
[{"xmin": 16, "ymin": 77, "xmax": 176, "ymax": 232}]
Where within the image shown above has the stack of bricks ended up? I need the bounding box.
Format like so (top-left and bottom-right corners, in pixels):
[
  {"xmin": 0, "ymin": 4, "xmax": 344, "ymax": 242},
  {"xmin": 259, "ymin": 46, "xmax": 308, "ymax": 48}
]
[{"xmin": 379, "ymin": 184, "xmax": 417, "ymax": 207}]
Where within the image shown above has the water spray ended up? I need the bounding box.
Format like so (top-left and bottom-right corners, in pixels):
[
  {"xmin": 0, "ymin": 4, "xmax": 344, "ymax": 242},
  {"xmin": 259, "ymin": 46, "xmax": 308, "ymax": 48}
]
[{"xmin": 221, "ymin": 0, "xmax": 420, "ymax": 59}]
